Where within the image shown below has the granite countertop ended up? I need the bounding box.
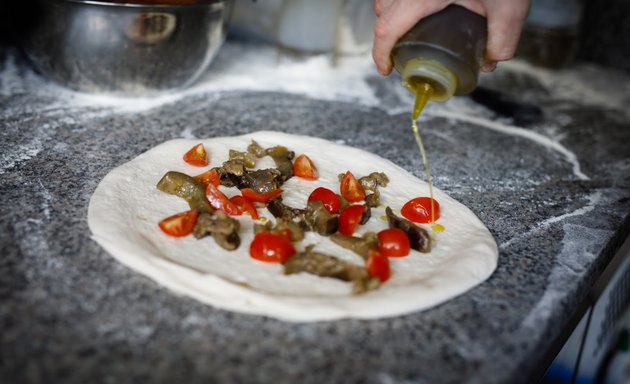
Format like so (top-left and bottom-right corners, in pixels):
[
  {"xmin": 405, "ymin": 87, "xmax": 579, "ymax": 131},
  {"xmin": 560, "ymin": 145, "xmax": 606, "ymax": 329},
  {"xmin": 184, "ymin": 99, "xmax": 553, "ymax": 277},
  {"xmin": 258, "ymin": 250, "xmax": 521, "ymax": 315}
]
[{"xmin": 1, "ymin": 39, "xmax": 629, "ymax": 383}]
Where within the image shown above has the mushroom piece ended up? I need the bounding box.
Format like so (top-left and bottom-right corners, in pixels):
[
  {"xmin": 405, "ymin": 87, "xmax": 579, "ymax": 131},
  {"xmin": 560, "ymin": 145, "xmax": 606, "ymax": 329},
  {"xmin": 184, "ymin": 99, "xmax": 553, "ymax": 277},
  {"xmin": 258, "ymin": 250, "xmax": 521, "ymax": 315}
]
[
  {"xmin": 222, "ymin": 159, "xmax": 246, "ymax": 176},
  {"xmin": 359, "ymin": 172, "xmax": 389, "ymax": 191},
  {"xmin": 156, "ymin": 171, "xmax": 214, "ymax": 214},
  {"xmin": 267, "ymin": 197, "xmax": 304, "ymax": 222},
  {"xmin": 253, "ymin": 218, "xmax": 304, "ymax": 242},
  {"xmin": 330, "ymin": 232, "xmax": 378, "ymax": 259},
  {"xmin": 365, "ymin": 191, "xmax": 381, "ymax": 208},
  {"xmin": 267, "ymin": 198, "xmax": 339, "ymax": 236},
  {"xmin": 359, "ymin": 205, "xmax": 372, "ymax": 225},
  {"xmin": 219, "ymin": 165, "xmax": 284, "ymax": 194},
  {"xmin": 214, "ymin": 167, "xmax": 236, "ymax": 188},
  {"xmin": 228, "ymin": 149, "xmax": 257, "ymax": 168},
  {"xmin": 247, "ymin": 140, "xmax": 266, "ymax": 158},
  {"xmin": 217, "ymin": 145, "xmax": 284, "ymax": 192},
  {"xmin": 239, "ymin": 169, "xmax": 283, "ymax": 194},
  {"xmin": 216, "ymin": 141, "xmax": 289, "ymax": 192},
  {"xmin": 283, "ymin": 246, "xmax": 380, "ymax": 294},
  {"xmin": 361, "ymin": 172, "xmax": 389, "ymax": 207},
  {"xmin": 385, "ymin": 207, "xmax": 431, "ymax": 253},
  {"xmin": 265, "ymin": 145, "xmax": 294, "ymax": 181},
  {"xmin": 304, "ymin": 200, "xmax": 339, "ymax": 235},
  {"xmin": 193, "ymin": 212, "xmax": 241, "ymax": 250}
]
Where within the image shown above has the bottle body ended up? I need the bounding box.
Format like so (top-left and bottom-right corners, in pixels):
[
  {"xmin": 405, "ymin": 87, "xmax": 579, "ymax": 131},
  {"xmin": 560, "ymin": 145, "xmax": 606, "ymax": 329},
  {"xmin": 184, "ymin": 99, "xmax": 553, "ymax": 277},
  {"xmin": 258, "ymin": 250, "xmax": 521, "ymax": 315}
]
[{"xmin": 391, "ymin": 5, "xmax": 487, "ymax": 101}]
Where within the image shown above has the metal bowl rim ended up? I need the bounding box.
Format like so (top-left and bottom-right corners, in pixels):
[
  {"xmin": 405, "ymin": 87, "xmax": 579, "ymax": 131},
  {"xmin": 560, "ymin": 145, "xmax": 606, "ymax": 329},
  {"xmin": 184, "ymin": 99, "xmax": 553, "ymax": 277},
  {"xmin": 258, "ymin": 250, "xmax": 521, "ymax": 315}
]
[{"xmin": 44, "ymin": 0, "xmax": 227, "ymax": 9}]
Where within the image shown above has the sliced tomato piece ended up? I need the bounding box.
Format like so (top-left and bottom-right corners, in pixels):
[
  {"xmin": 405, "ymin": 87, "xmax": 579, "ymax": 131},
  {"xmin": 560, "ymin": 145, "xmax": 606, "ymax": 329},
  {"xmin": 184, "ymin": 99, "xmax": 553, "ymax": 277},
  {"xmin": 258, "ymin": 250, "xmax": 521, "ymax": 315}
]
[
  {"xmin": 340, "ymin": 171, "xmax": 366, "ymax": 202},
  {"xmin": 158, "ymin": 209, "xmax": 198, "ymax": 237},
  {"xmin": 308, "ymin": 187, "xmax": 341, "ymax": 214},
  {"xmin": 338, "ymin": 204, "xmax": 366, "ymax": 236},
  {"xmin": 366, "ymin": 249, "xmax": 391, "ymax": 282},
  {"xmin": 293, "ymin": 154, "xmax": 319, "ymax": 180},
  {"xmin": 193, "ymin": 168, "xmax": 220, "ymax": 187},
  {"xmin": 206, "ymin": 183, "xmax": 240, "ymax": 215},
  {"xmin": 240, "ymin": 188, "xmax": 283, "ymax": 203},
  {"xmin": 401, "ymin": 197, "xmax": 441, "ymax": 224},
  {"xmin": 230, "ymin": 195, "xmax": 259, "ymax": 219},
  {"xmin": 183, "ymin": 143, "xmax": 208, "ymax": 166},
  {"xmin": 249, "ymin": 232, "xmax": 295, "ymax": 263},
  {"xmin": 378, "ymin": 228, "xmax": 411, "ymax": 257}
]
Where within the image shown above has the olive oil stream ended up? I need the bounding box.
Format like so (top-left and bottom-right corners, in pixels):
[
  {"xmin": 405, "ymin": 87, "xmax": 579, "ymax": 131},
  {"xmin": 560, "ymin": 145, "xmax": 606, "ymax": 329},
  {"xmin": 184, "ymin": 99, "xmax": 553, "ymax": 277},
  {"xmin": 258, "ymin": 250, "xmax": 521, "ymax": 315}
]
[{"xmin": 411, "ymin": 82, "xmax": 444, "ymax": 233}]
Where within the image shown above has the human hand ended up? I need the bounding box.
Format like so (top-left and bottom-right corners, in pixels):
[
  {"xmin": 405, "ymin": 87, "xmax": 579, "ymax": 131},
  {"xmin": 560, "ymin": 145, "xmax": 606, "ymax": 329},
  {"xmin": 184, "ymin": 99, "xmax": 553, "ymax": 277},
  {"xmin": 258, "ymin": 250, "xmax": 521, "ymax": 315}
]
[{"xmin": 372, "ymin": 0, "xmax": 531, "ymax": 75}]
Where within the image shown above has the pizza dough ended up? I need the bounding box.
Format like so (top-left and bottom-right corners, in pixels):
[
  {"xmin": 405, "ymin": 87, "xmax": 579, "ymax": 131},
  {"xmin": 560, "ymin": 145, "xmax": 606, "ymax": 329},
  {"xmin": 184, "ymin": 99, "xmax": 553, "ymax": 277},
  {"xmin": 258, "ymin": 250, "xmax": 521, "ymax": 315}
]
[{"xmin": 88, "ymin": 131, "xmax": 498, "ymax": 321}]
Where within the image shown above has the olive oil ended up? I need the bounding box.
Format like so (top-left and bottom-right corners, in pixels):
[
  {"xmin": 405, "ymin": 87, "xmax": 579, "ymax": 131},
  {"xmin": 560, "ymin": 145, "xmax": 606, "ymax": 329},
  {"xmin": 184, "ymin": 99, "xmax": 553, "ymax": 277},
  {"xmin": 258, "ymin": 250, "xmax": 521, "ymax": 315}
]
[
  {"xmin": 412, "ymin": 82, "xmax": 433, "ymax": 120},
  {"xmin": 410, "ymin": 82, "xmax": 442, "ymax": 232}
]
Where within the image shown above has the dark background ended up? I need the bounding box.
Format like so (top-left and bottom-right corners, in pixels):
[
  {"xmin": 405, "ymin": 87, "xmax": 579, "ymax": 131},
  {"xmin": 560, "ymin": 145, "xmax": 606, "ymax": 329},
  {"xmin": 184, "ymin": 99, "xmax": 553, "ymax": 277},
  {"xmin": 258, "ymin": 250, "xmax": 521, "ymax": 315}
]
[{"xmin": 576, "ymin": 0, "xmax": 630, "ymax": 73}]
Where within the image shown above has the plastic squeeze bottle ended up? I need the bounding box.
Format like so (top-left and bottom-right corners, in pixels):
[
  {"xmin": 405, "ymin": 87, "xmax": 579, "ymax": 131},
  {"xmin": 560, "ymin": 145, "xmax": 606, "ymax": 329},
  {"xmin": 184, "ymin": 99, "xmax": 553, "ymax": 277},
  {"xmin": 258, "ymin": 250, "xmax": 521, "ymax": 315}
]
[
  {"xmin": 390, "ymin": 5, "xmax": 487, "ymax": 232},
  {"xmin": 391, "ymin": 4, "xmax": 487, "ymax": 117}
]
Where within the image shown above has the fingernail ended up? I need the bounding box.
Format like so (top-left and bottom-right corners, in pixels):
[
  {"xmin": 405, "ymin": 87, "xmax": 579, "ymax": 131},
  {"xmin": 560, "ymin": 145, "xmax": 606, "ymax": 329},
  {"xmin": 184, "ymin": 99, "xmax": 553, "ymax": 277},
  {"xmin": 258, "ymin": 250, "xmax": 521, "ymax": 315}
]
[{"xmin": 481, "ymin": 61, "xmax": 498, "ymax": 72}]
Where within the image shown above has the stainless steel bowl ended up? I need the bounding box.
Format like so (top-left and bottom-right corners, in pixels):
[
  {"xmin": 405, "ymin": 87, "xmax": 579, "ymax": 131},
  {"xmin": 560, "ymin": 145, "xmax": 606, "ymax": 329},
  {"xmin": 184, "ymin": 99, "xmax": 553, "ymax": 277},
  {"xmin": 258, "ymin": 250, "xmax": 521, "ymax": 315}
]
[{"xmin": 18, "ymin": 0, "xmax": 233, "ymax": 95}]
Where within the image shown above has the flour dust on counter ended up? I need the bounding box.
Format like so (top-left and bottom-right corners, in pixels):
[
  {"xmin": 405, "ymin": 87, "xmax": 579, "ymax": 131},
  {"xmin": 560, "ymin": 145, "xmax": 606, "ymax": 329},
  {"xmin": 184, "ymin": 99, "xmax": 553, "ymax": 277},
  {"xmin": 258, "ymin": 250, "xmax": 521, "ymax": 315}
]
[
  {"xmin": 0, "ymin": 43, "xmax": 380, "ymax": 115},
  {"xmin": 87, "ymin": 131, "xmax": 498, "ymax": 322}
]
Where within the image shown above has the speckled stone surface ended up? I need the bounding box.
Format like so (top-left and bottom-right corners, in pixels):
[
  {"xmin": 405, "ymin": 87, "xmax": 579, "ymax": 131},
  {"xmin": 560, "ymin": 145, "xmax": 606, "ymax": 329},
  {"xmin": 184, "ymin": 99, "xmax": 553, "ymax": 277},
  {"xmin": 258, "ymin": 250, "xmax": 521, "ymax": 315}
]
[{"xmin": 1, "ymin": 39, "xmax": 630, "ymax": 384}]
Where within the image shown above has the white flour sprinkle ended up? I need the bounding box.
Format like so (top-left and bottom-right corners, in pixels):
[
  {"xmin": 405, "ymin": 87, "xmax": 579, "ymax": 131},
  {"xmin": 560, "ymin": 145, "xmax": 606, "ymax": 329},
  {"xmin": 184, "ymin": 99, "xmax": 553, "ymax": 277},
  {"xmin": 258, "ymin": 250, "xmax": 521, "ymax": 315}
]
[
  {"xmin": 5, "ymin": 43, "xmax": 380, "ymax": 114},
  {"xmin": 500, "ymin": 191, "xmax": 603, "ymax": 250},
  {"xmin": 502, "ymin": 59, "xmax": 630, "ymax": 111},
  {"xmin": 521, "ymin": 224, "xmax": 613, "ymax": 329},
  {"xmin": 0, "ymin": 138, "xmax": 43, "ymax": 175},
  {"xmin": 428, "ymin": 110, "xmax": 589, "ymax": 181}
]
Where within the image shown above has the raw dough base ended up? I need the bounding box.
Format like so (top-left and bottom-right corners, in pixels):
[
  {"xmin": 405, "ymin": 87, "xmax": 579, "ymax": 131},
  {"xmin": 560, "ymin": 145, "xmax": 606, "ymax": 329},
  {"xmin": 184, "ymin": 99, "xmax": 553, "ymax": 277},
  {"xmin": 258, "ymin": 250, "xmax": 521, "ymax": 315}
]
[{"xmin": 88, "ymin": 131, "xmax": 498, "ymax": 322}]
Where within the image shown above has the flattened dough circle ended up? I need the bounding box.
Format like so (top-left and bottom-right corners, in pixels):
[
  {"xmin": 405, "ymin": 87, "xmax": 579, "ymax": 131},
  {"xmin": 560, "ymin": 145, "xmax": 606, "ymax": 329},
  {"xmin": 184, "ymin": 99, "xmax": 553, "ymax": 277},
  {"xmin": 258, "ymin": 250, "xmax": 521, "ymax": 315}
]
[{"xmin": 88, "ymin": 131, "xmax": 497, "ymax": 321}]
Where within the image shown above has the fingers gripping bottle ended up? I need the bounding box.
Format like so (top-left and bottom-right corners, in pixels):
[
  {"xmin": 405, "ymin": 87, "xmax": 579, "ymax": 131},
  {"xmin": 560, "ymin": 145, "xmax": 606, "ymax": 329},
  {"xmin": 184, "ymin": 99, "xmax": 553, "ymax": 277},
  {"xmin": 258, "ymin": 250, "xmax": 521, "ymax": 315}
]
[{"xmin": 391, "ymin": 5, "xmax": 487, "ymax": 117}]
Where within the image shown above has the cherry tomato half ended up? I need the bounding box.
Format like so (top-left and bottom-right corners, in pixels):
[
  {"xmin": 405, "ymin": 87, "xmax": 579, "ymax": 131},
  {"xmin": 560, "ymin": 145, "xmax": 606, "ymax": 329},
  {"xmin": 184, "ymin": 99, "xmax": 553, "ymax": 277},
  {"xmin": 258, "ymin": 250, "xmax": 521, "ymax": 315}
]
[
  {"xmin": 366, "ymin": 249, "xmax": 391, "ymax": 282},
  {"xmin": 340, "ymin": 171, "xmax": 366, "ymax": 203},
  {"xmin": 338, "ymin": 204, "xmax": 366, "ymax": 236},
  {"xmin": 230, "ymin": 195, "xmax": 259, "ymax": 219},
  {"xmin": 240, "ymin": 188, "xmax": 283, "ymax": 203},
  {"xmin": 183, "ymin": 143, "xmax": 208, "ymax": 166},
  {"xmin": 249, "ymin": 232, "xmax": 295, "ymax": 263},
  {"xmin": 158, "ymin": 209, "xmax": 198, "ymax": 237},
  {"xmin": 293, "ymin": 154, "xmax": 319, "ymax": 180},
  {"xmin": 206, "ymin": 183, "xmax": 240, "ymax": 215},
  {"xmin": 308, "ymin": 187, "xmax": 341, "ymax": 214},
  {"xmin": 377, "ymin": 228, "xmax": 411, "ymax": 257},
  {"xmin": 193, "ymin": 168, "xmax": 220, "ymax": 187},
  {"xmin": 401, "ymin": 197, "xmax": 441, "ymax": 224}
]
